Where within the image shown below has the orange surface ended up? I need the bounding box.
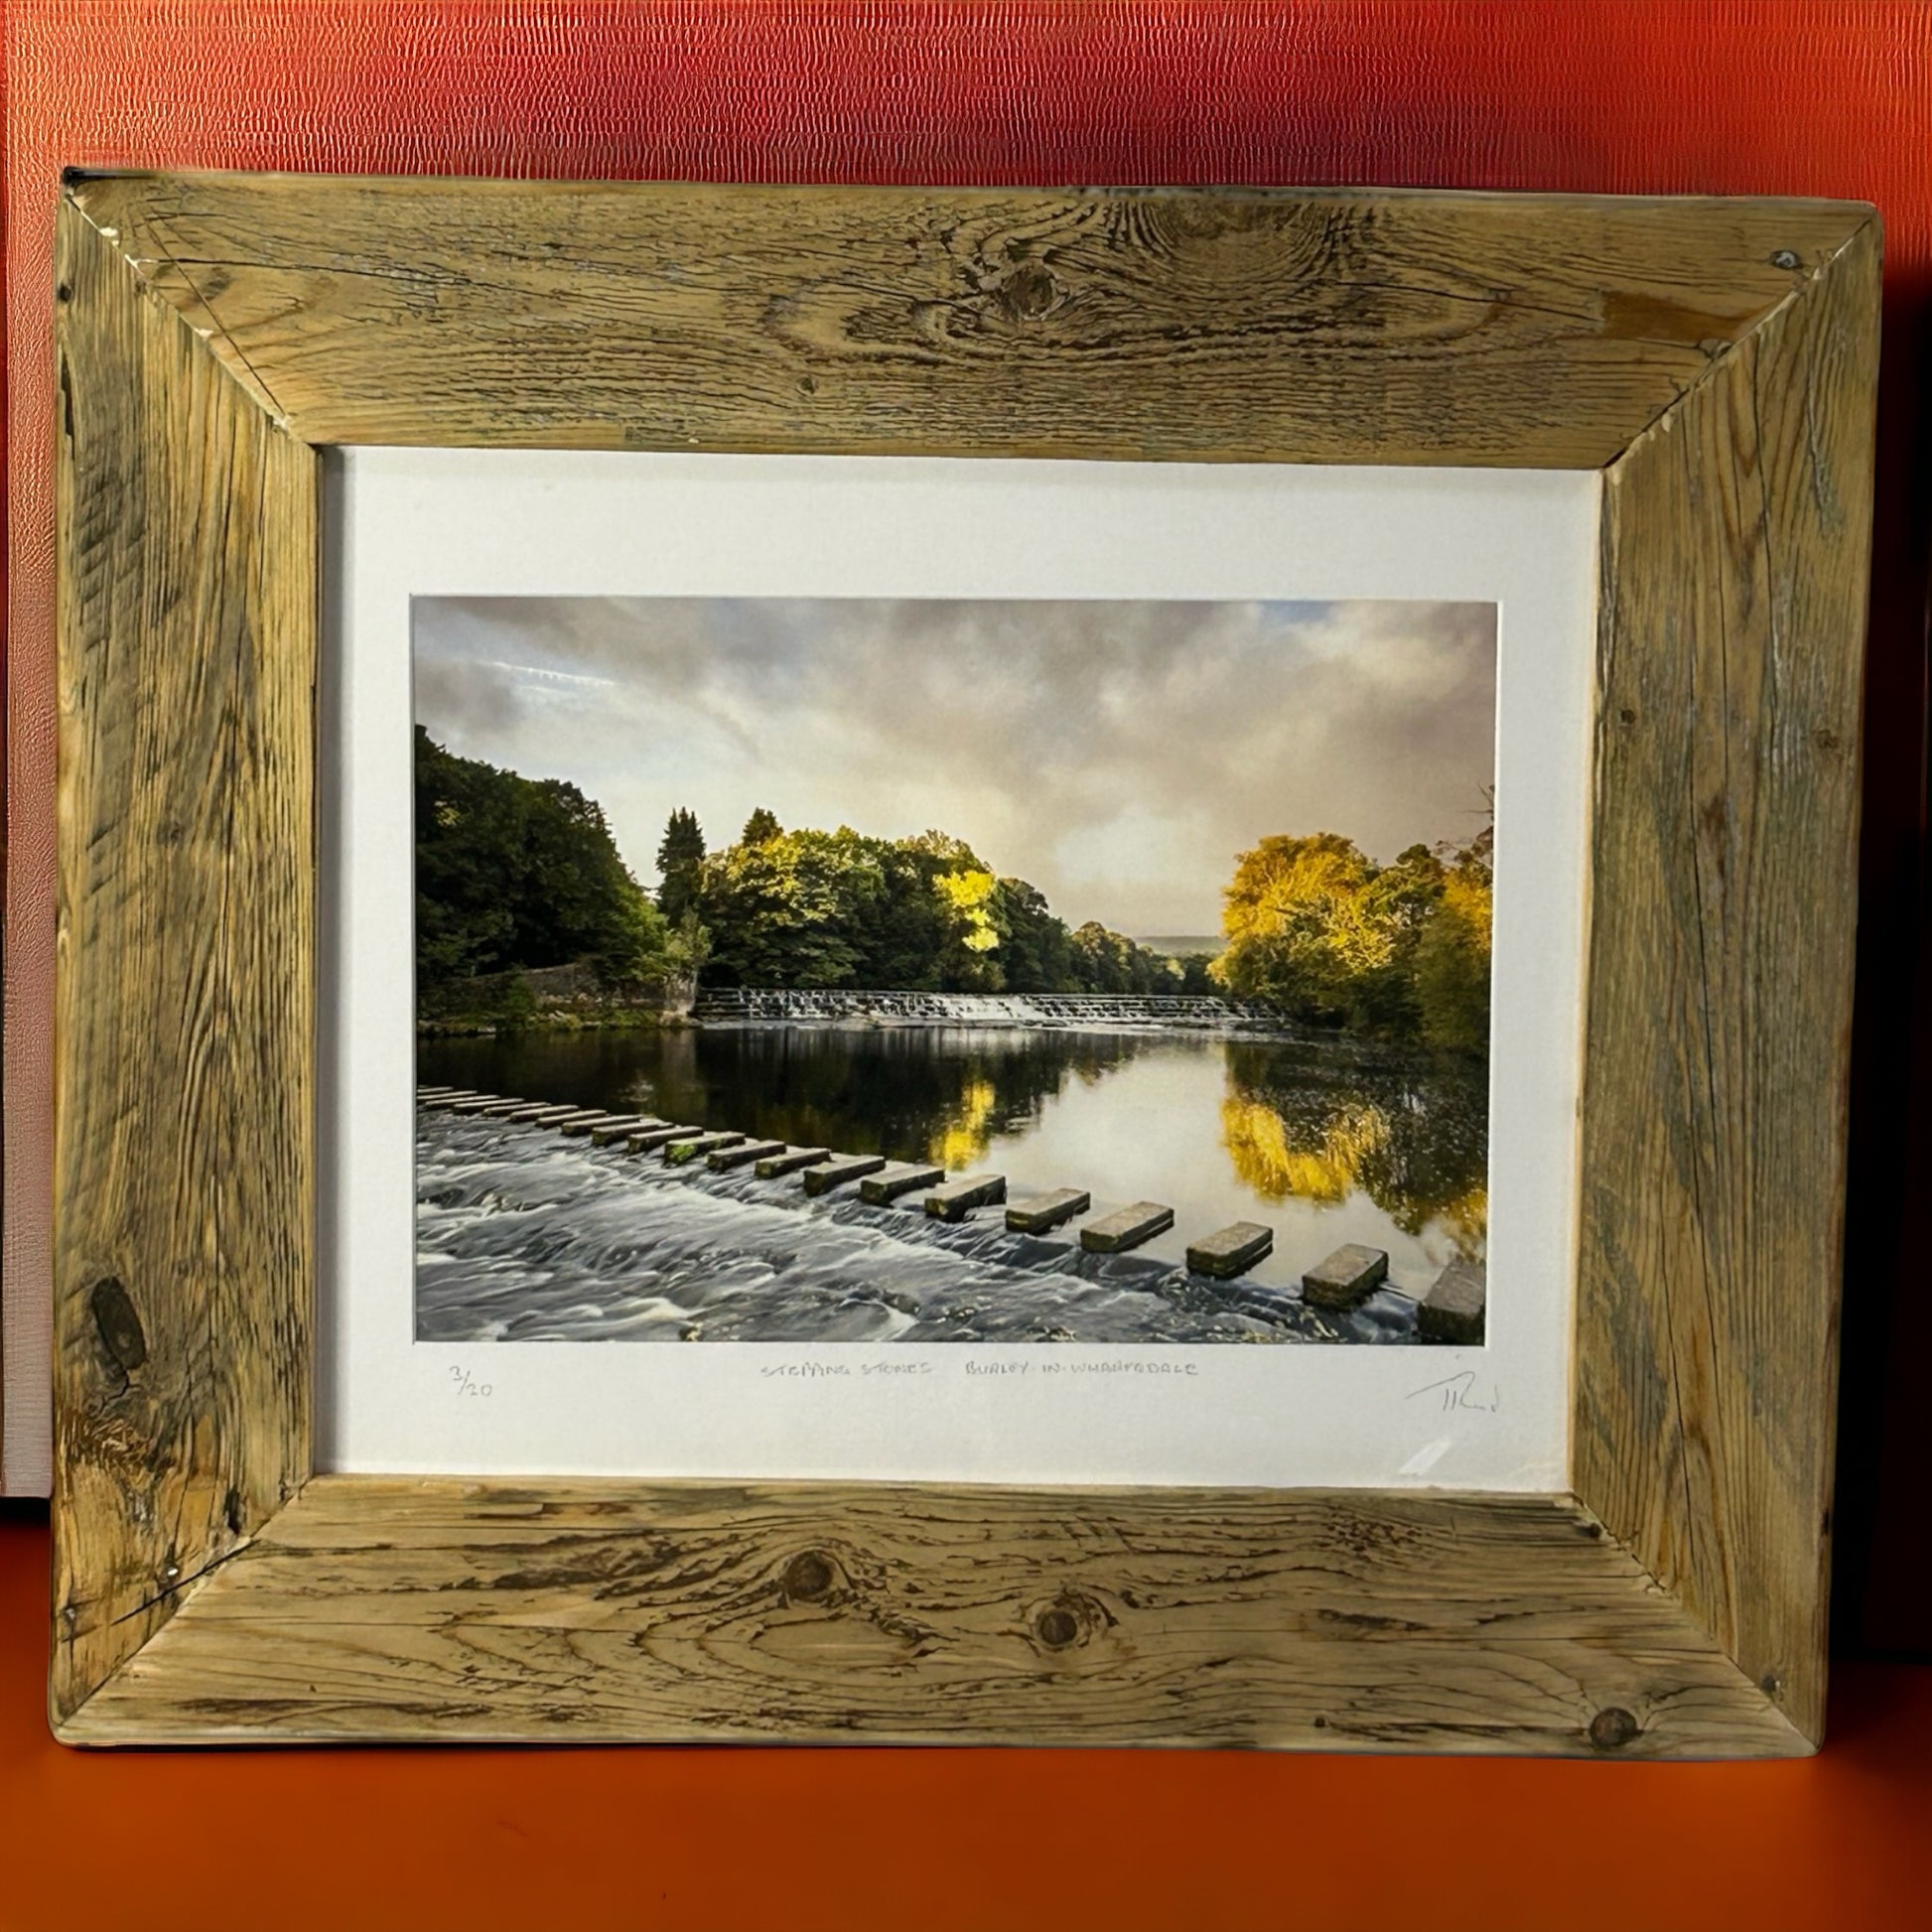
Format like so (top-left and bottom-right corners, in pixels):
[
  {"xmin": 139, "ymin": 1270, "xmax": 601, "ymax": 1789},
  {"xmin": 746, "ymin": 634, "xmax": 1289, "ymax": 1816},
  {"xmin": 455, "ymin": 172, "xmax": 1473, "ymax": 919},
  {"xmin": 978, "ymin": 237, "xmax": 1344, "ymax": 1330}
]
[
  {"xmin": 5, "ymin": 4, "xmax": 1932, "ymax": 1925},
  {"xmin": 1, "ymin": 1506, "xmax": 1929, "ymax": 1932}
]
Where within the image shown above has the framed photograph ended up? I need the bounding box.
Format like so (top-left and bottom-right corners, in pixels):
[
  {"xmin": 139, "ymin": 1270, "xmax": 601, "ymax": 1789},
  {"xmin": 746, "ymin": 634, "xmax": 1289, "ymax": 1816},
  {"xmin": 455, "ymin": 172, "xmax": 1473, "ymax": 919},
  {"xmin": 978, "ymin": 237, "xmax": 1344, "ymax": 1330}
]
[{"xmin": 53, "ymin": 173, "xmax": 1877, "ymax": 1753}]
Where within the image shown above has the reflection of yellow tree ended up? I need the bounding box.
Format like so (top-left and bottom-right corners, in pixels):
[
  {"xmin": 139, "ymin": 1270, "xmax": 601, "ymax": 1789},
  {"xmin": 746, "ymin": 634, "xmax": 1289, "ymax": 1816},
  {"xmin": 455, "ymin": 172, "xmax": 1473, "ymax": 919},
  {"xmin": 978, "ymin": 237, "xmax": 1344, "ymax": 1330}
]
[
  {"xmin": 1220, "ymin": 1051, "xmax": 1489, "ymax": 1259},
  {"xmin": 1434, "ymin": 1182, "xmax": 1488, "ymax": 1264},
  {"xmin": 930, "ymin": 1076, "xmax": 999, "ymax": 1171},
  {"xmin": 1221, "ymin": 1096, "xmax": 1392, "ymax": 1205}
]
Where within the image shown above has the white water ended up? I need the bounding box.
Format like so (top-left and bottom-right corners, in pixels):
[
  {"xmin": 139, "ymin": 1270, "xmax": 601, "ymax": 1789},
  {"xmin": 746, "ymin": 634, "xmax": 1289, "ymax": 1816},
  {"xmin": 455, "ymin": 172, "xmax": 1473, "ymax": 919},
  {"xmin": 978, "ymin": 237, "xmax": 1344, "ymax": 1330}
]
[{"xmin": 415, "ymin": 1110, "xmax": 1428, "ymax": 1346}]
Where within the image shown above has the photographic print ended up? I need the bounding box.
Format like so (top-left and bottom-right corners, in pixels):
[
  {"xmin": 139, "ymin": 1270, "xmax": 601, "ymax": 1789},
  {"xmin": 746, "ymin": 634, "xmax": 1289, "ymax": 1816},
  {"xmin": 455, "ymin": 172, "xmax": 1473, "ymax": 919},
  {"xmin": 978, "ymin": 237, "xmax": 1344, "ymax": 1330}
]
[{"xmin": 414, "ymin": 597, "xmax": 1495, "ymax": 1349}]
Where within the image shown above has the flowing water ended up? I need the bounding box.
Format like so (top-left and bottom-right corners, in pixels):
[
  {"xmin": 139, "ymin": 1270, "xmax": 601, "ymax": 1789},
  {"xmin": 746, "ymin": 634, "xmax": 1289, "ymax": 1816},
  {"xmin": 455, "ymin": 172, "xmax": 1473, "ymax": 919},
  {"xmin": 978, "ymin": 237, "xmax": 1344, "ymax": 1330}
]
[{"xmin": 416, "ymin": 1024, "xmax": 1485, "ymax": 1345}]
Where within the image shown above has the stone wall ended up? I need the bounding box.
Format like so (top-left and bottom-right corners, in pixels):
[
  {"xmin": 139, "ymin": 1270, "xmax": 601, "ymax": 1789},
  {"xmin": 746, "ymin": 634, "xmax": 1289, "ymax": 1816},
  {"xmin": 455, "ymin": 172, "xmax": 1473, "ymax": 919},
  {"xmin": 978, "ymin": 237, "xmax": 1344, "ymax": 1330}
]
[{"xmin": 424, "ymin": 960, "xmax": 692, "ymax": 1026}]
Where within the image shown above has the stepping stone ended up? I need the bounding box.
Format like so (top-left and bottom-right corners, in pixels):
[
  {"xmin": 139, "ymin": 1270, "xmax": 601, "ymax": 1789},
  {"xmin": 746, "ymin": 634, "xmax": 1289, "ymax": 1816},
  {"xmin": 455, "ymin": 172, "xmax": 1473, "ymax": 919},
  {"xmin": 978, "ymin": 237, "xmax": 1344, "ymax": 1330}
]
[
  {"xmin": 444, "ymin": 1095, "xmax": 507, "ymax": 1114},
  {"xmin": 1186, "ymin": 1221, "xmax": 1274, "ymax": 1280},
  {"xmin": 415, "ymin": 1086, "xmax": 461, "ymax": 1098},
  {"xmin": 1419, "ymin": 1260, "xmax": 1486, "ymax": 1344},
  {"xmin": 664, "ymin": 1131, "xmax": 745, "ymax": 1165},
  {"xmin": 708, "ymin": 1138, "xmax": 787, "ymax": 1172},
  {"xmin": 801, "ymin": 1154, "xmax": 888, "ymax": 1196},
  {"xmin": 1302, "ymin": 1243, "xmax": 1389, "ymax": 1309},
  {"xmin": 1080, "ymin": 1201, "xmax": 1174, "ymax": 1253},
  {"xmin": 861, "ymin": 1163, "xmax": 946, "ymax": 1204},
  {"xmin": 507, "ymin": 1104, "xmax": 579, "ymax": 1124},
  {"xmin": 472, "ymin": 1098, "xmax": 540, "ymax": 1118},
  {"xmin": 925, "ymin": 1174, "xmax": 1007, "ymax": 1221},
  {"xmin": 548, "ymin": 1110, "xmax": 610, "ymax": 1133},
  {"xmin": 1005, "ymin": 1188, "xmax": 1090, "ymax": 1235},
  {"xmin": 754, "ymin": 1146, "xmax": 832, "ymax": 1178},
  {"xmin": 417, "ymin": 1090, "xmax": 482, "ymax": 1108},
  {"xmin": 626, "ymin": 1124, "xmax": 703, "ymax": 1154},
  {"xmin": 588, "ymin": 1115, "xmax": 664, "ymax": 1145},
  {"xmin": 561, "ymin": 1112, "xmax": 634, "ymax": 1137}
]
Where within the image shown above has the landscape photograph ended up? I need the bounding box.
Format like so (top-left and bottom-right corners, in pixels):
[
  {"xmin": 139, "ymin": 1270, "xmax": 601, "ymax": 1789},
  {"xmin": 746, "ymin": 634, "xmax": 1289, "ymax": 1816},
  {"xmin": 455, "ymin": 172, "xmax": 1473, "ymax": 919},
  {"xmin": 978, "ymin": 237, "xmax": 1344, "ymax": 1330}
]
[{"xmin": 414, "ymin": 596, "xmax": 1496, "ymax": 1347}]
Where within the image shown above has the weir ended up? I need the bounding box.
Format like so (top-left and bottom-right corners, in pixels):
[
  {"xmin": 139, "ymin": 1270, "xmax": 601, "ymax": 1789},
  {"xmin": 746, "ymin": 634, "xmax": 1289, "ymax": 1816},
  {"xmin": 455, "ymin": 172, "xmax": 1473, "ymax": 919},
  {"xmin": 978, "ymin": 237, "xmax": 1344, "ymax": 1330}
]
[{"xmin": 689, "ymin": 987, "xmax": 1296, "ymax": 1031}]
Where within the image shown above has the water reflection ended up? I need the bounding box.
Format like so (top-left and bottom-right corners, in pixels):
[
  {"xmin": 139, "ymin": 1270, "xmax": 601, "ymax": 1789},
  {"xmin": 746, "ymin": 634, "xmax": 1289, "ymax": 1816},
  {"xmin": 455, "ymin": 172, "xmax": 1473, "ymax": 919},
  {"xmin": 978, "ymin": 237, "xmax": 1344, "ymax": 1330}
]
[
  {"xmin": 418, "ymin": 1024, "xmax": 1486, "ymax": 1286},
  {"xmin": 422, "ymin": 1026, "xmax": 1154, "ymax": 1170},
  {"xmin": 1219, "ymin": 1043, "xmax": 1486, "ymax": 1263}
]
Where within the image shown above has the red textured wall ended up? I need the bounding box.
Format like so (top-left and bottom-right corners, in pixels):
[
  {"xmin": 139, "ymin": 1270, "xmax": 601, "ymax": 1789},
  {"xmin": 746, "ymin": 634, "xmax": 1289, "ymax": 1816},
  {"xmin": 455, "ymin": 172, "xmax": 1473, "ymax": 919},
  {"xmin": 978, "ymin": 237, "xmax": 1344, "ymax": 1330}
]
[{"xmin": 3, "ymin": 6, "xmax": 1930, "ymax": 1924}]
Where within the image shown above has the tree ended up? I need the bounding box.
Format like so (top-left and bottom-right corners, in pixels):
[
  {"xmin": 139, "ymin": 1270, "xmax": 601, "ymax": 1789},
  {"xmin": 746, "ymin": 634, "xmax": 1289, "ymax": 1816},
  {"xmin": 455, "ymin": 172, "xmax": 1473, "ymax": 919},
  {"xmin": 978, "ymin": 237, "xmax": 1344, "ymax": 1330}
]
[
  {"xmin": 741, "ymin": 806, "xmax": 782, "ymax": 846},
  {"xmin": 1413, "ymin": 859, "xmax": 1492, "ymax": 1054},
  {"xmin": 413, "ymin": 728, "xmax": 675, "ymax": 996},
  {"xmin": 997, "ymin": 879, "xmax": 1078, "ymax": 992},
  {"xmin": 1212, "ymin": 832, "xmax": 1390, "ymax": 1023},
  {"xmin": 654, "ymin": 808, "xmax": 707, "ymax": 921},
  {"xmin": 933, "ymin": 867, "xmax": 1006, "ymax": 989},
  {"xmin": 1173, "ymin": 951, "xmax": 1218, "ymax": 995},
  {"xmin": 696, "ymin": 827, "xmax": 887, "ymax": 987}
]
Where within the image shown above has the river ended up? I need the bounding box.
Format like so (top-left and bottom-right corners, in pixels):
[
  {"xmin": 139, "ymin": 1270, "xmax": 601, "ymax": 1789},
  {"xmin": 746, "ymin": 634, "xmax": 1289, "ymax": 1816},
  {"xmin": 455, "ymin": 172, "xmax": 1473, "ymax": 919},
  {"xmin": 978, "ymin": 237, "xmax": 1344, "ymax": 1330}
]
[{"xmin": 415, "ymin": 1024, "xmax": 1485, "ymax": 1345}]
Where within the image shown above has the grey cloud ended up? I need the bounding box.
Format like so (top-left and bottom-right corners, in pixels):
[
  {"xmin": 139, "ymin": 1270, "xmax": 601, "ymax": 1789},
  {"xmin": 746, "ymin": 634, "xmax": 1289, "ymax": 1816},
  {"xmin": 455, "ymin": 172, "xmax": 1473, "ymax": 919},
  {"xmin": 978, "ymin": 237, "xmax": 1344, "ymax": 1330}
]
[{"xmin": 414, "ymin": 597, "xmax": 1496, "ymax": 935}]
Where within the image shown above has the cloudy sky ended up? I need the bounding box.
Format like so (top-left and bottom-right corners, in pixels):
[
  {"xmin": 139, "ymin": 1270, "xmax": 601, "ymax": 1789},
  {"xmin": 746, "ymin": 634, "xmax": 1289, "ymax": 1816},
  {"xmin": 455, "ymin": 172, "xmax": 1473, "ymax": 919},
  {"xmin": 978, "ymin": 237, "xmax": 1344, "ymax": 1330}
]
[{"xmin": 413, "ymin": 597, "xmax": 1496, "ymax": 938}]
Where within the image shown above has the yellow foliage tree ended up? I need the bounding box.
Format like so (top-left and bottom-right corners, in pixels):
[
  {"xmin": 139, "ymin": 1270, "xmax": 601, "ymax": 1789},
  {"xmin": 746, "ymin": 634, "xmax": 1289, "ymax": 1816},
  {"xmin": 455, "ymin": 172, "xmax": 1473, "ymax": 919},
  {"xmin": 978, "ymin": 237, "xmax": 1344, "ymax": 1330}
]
[
  {"xmin": 1413, "ymin": 864, "xmax": 1492, "ymax": 1053},
  {"xmin": 1212, "ymin": 832, "xmax": 1390, "ymax": 1020}
]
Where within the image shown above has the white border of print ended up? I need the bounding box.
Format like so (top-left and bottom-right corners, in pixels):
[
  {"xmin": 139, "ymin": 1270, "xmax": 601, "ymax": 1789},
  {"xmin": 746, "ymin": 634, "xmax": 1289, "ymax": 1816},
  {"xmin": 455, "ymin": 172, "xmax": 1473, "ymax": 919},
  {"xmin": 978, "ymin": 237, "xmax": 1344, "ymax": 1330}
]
[{"xmin": 319, "ymin": 449, "xmax": 1596, "ymax": 1490}]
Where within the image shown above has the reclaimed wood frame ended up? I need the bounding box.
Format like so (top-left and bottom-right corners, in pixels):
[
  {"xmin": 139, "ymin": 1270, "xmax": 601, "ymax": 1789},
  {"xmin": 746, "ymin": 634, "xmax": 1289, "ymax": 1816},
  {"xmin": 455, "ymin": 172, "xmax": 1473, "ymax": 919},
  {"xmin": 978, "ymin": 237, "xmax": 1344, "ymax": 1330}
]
[{"xmin": 51, "ymin": 173, "xmax": 1879, "ymax": 1754}]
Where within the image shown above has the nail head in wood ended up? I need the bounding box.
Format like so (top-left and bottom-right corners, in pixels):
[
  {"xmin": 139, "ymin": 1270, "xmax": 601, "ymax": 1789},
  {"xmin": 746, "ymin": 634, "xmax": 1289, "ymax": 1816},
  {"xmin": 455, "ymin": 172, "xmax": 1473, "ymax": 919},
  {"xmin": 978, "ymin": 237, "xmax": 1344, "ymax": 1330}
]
[
  {"xmin": 1035, "ymin": 1605, "xmax": 1080, "ymax": 1649},
  {"xmin": 1588, "ymin": 1707, "xmax": 1639, "ymax": 1750},
  {"xmin": 782, "ymin": 1551, "xmax": 836, "ymax": 1603}
]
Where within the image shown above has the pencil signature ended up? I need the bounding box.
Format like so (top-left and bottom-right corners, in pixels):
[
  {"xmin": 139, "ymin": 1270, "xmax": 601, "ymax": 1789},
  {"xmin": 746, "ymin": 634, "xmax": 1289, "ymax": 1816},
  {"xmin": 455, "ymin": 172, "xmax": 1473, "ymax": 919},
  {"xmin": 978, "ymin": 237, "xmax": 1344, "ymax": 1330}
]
[{"xmin": 1406, "ymin": 1369, "xmax": 1500, "ymax": 1414}]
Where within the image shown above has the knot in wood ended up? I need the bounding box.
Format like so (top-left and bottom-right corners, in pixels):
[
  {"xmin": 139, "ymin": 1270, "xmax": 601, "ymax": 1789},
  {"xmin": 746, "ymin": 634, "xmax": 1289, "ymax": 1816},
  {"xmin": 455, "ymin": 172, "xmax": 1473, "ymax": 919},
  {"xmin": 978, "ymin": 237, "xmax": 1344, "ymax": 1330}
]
[
  {"xmin": 90, "ymin": 1277, "xmax": 148, "ymax": 1376},
  {"xmin": 998, "ymin": 260, "xmax": 1059, "ymax": 321},
  {"xmin": 1771, "ymin": 249, "xmax": 1801, "ymax": 271},
  {"xmin": 782, "ymin": 1550, "xmax": 837, "ymax": 1603},
  {"xmin": 1588, "ymin": 1706, "xmax": 1639, "ymax": 1750},
  {"xmin": 1035, "ymin": 1606, "xmax": 1079, "ymax": 1649},
  {"xmin": 1033, "ymin": 1591, "xmax": 1104, "ymax": 1651}
]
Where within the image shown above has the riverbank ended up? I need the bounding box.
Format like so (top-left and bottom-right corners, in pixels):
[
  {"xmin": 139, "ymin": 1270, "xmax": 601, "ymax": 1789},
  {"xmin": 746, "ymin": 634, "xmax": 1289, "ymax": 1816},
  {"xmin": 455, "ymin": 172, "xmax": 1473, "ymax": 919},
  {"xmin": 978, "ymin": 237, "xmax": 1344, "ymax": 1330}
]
[
  {"xmin": 419, "ymin": 959, "xmax": 694, "ymax": 1037},
  {"xmin": 419, "ymin": 1007, "xmax": 687, "ymax": 1038}
]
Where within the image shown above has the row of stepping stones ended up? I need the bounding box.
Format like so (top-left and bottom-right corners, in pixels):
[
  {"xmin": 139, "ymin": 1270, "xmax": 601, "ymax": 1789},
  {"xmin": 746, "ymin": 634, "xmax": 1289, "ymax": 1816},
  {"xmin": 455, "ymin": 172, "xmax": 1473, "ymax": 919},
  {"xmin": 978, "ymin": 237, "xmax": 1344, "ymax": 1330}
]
[{"xmin": 418, "ymin": 1086, "xmax": 1483, "ymax": 1341}]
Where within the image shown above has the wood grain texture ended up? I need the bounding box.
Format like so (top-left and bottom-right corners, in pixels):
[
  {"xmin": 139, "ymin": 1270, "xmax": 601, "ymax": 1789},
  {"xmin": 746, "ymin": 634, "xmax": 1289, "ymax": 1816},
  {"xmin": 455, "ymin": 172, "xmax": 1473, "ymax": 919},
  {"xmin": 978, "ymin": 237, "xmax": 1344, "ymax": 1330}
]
[
  {"xmin": 52, "ymin": 197, "xmax": 317, "ymax": 1725},
  {"xmin": 66, "ymin": 173, "xmax": 1867, "ymax": 468},
  {"xmin": 1576, "ymin": 219, "xmax": 1880, "ymax": 1746},
  {"xmin": 58, "ymin": 1475, "xmax": 1803, "ymax": 1755},
  {"xmin": 50, "ymin": 174, "xmax": 1877, "ymax": 1754}
]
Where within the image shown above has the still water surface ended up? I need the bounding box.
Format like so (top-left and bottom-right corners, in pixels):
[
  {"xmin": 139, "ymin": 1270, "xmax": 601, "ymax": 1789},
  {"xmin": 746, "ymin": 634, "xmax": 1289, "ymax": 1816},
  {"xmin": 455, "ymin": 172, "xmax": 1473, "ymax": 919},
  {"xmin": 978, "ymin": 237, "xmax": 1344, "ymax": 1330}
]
[{"xmin": 416, "ymin": 1026, "xmax": 1485, "ymax": 1345}]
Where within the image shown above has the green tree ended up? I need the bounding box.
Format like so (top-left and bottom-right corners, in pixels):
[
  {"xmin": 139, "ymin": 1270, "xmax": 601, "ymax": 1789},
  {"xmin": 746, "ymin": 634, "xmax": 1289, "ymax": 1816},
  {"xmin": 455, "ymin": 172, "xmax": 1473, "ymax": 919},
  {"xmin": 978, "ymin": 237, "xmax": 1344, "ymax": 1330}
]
[
  {"xmin": 414, "ymin": 728, "xmax": 674, "ymax": 997},
  {"xmin": 1174, "ymin": 951, "xmax": 1218, "ymax": 995},
  {"xmin": 997, "ymin": 879, "xmax": 1078, "ymax": 992},
  {"xmin": 1346, "ymin": 843, "xmax": 1447, "ymax": 1035},
  {"xmin": 697, "ymin": 827, "xmax": 887, "ymax": 987},
  {"xmin": 667, "ymin": 908, "xmax": 713, "ymax": 981},
  {"xmin": 741, "ymin": 806, "xmax": 782, "ymax": 846},
  {"xmin": 655, "ymin": 808, "xmax": 707, "ymax": 921},
  {"xmin": 1413, "ymin": 859, "xmax": 1492, "ymax": 1054},
  {"xmin": 414, "ymin": 728, "xmax": 522, "ymax": 982}
]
